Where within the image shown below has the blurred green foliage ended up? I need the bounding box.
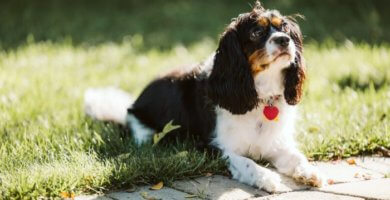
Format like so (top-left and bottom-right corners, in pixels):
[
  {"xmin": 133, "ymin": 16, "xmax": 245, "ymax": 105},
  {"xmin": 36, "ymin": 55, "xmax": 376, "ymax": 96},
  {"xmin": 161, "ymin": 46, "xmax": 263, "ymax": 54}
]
[{"xmin": 1, "ymin": 0, "xmax": 389, "ymax": 50}]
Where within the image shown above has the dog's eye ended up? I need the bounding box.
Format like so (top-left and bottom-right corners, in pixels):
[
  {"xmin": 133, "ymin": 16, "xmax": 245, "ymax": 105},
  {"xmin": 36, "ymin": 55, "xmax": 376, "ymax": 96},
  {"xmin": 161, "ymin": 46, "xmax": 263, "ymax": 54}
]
[
  {"xmin": 281, "ymin": 22, "xmax": 289, "ymax": 32},
  {"xmin": 250, "ymin": 27, "xmax": 264, "ymax": 41}
]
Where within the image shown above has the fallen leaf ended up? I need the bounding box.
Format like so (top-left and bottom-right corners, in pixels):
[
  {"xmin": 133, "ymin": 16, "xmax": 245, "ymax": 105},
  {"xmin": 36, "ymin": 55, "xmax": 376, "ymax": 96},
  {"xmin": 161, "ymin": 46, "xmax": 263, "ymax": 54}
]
[
  {"xmin": 346, "ymin": 158, "xmax": 356, "ymax": 165},
  {"xmin": 327, "ymin": 179, "xmax": 335, "ymax": 185},
  {"xmin": 205, "ymin": 173, "xmax": 213, "ymax": 177},
  {"xmin": 185, "ymin": 194, "xmax": 198, "ymax": 198},
  {"xmin": 60, "ymin": 191, "xmax": 75, "ymax": 200},
  {"xmin": 150, "ymin": 181, "xmax": 163, "ymax": 190},
  {"xmin": 153, "ymin": 120, "xmax": 180, "ymax": 146}
]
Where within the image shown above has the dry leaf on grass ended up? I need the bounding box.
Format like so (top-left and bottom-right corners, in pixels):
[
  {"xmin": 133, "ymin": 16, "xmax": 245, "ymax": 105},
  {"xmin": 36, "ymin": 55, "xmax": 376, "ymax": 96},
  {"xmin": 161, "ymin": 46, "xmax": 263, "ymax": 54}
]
[
  {"xmin": 153, "ymin": 120, "xmax": 180, "ymax": 147},
  {"xmin": 150, "ymin": 181, "xmax": 163, "ymax": 190}
]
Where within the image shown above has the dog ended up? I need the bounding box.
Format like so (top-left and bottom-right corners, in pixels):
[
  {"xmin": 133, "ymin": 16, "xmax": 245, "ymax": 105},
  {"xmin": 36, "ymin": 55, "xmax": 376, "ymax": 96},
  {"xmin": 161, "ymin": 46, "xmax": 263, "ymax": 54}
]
[{"xmin": 84, "ymin": 1, "xmax": 327, "ymax": 192}]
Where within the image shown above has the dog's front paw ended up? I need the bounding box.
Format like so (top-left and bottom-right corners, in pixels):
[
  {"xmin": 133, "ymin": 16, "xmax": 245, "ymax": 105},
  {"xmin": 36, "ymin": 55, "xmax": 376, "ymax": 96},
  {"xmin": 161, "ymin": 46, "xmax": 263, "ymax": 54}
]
[
  {"xmin": 256, "ymin": 168, "xmax": 282, "ymax": 193},
  {"xmin": 293, "ymin": 163, "xmax": 326, "ymax": 187}
]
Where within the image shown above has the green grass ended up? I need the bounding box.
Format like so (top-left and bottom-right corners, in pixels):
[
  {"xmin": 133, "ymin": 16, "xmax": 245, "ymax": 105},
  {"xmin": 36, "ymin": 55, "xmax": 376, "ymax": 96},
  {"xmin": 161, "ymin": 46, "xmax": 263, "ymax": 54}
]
[
  {"xmin": 0, "ymin": 39, "xmax": 389, "ymax": 199},
  {"xmin": 299, "ymin": 43, "xmax": 390, "ymax": 160},
  {"xmin": 1, "ymin": 0, "xmax": 390, "ymax": 199},
  {"xmin": 0, "ymin": 39, "xmax": 228, "ymax": 199}
]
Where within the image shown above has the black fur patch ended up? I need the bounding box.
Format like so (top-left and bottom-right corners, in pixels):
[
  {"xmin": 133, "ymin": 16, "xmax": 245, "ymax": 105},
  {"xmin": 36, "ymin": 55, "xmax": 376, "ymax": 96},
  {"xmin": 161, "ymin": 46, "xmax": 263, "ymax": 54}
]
[
  {"xmin": 128, "ymin": 69, "xmax": 216, "ymax": 144},
  {"xmin": 207, "ymin": 27, "xmax": 259, "ymax": 115}
]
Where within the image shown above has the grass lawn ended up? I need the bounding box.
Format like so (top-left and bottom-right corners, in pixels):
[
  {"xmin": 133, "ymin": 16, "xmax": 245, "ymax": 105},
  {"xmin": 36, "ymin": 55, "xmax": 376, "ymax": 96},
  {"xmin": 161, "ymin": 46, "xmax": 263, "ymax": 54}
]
[
  {"xmin": 1, "ymin": 0, "xmax": 390, "ymax": 199},
  {"xmin": 1, "ymin": 39, "xmax": 389, "ymax": 199}
]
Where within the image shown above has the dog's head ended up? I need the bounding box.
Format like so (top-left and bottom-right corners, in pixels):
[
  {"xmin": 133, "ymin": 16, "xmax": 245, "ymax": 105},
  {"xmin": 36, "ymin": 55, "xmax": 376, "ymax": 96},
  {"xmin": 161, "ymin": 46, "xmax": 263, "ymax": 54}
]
[{"xmin": 207, "ymin": 1, "xmax": 305, "ymax": 114}]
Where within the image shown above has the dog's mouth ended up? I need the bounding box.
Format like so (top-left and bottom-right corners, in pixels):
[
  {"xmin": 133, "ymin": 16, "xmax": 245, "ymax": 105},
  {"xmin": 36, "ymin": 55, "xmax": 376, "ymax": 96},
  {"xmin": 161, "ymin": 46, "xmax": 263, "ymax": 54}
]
[
  {"xmin": 250, "ymin": 50, "xmax": 292, "ymax": 74},
  {"xmin": 273, "ymin": 51, "xmax": 291, "ymax": 60}
]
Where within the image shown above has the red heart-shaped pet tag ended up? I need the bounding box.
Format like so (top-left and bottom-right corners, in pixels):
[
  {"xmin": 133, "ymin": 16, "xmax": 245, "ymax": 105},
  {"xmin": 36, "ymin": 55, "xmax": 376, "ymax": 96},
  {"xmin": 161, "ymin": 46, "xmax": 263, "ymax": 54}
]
[{"xmin": 263, "ymin": 105, "xmax": 279, "ymax": 120}]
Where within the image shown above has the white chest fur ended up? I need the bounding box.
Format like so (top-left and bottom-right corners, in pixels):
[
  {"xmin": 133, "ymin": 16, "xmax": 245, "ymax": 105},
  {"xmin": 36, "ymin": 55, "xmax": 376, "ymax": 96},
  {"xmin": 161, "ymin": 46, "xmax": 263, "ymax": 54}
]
[{"xmin": 212, "ymin": 101, "xmax": 297, "ymax": 160}]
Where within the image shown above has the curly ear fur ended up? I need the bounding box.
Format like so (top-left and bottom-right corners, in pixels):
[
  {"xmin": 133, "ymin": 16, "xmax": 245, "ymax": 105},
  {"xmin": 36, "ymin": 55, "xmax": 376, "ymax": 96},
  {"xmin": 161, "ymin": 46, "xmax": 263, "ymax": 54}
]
[
  {"xmin": 207, "ymin": 27, "xmax": 258, "ymax": 114},
  {"xmin": 253, "ymin": 0, "xmax": 265, "ymax": 12},
  {"xmin": 283, "ymin": 18, "xmax": 305, "ymax": 105}
]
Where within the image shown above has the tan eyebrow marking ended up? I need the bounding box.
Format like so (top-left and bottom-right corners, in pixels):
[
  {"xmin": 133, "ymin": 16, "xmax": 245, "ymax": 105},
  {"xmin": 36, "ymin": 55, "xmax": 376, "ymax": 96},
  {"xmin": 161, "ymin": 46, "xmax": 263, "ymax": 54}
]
[
  {"xmin": 271, "ymin": 17, "xmax": 282, "ymax": 27},
  {"xmin": 258, "ymin": 17, "xmax": 269, "ymax": 27}
]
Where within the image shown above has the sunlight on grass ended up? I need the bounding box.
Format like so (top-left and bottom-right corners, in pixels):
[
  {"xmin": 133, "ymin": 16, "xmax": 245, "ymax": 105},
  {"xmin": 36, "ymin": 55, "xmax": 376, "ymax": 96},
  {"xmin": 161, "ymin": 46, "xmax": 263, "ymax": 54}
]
[
  {"xmin": 0, "ymin": 39, "xmax": 389, "ymax": 198},
  {"xmin": 298, "ymin": 42, "xmax": 390, "ymax": 160}
]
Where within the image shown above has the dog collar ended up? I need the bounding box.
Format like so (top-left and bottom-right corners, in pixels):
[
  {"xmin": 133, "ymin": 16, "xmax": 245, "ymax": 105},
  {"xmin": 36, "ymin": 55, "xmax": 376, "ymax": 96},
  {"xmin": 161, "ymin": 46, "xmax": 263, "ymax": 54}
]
[{"xmin": 259, "ymin": 95, "xmax": 281, "ymax": 105}]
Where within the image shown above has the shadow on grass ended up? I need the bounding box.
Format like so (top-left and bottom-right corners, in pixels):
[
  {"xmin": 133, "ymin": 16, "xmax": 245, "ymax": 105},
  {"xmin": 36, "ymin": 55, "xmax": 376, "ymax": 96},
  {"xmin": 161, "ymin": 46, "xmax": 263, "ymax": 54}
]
[
  {"xmin": 84, "ymin": 120, "xmax": 227, "ymax": 191},
  {"xmin": 337, "ymin": 74, "xmax": 389, "ymax": 91},
  {"xmin": 1, "ymin": 0, "xmax": 390, "ymax": 51}
]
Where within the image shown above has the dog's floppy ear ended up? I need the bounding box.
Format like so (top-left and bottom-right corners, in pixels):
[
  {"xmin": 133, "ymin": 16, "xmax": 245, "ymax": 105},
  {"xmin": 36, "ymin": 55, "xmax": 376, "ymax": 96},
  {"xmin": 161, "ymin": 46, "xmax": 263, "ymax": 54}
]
[
  {"xmin": 283, "ymin": 18, "xmax": 306, "ymax": 105},
  {"xmin": 207, "ymin": 27, "xmax": 258, "ymax": 114}
]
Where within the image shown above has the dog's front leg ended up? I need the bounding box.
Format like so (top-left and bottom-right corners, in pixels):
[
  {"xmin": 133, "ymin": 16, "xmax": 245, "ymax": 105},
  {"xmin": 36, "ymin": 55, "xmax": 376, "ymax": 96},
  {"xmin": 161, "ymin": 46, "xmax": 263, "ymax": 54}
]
[
  {"xmin": 270, "ymin": 146, "xmax": 327, "ymax": 187},
  {"xmin": 223, "ymin": 151, "xmax": 281, "ymax": 193}
]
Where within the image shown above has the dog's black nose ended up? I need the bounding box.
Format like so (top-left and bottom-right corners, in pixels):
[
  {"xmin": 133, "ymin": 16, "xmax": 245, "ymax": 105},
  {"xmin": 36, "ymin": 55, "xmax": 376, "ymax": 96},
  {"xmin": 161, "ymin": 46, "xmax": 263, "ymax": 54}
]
[{"xmin": 273, "ymin": 36, "xmax": 290, "ymax": 47}]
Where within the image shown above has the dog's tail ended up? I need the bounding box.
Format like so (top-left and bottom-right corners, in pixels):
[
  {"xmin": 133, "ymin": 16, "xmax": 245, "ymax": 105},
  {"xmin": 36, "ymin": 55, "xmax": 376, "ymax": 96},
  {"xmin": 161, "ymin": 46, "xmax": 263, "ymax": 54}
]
[{"xmin": 84, "ymin": 87, "xmax": 133, "ymax": 125}]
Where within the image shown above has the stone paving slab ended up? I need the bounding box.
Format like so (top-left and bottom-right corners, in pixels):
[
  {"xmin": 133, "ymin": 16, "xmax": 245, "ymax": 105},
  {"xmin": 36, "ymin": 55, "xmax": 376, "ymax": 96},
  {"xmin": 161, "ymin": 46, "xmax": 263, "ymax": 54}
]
[
  {"xmin": 75, "ymin": 157, "xmax": 390, "ymax": 200},
  {"xmin": 355, "ymin": 157, "xmax": 390, "ymax": 174},
  {"xmin": 106, "ymin": 186, "xmax": 199, "ymax": 200},
  {"xmin": 318, "ymin": 178, "xmax": 390, "ymax": 200},
  {"xmin": 172, "ymin": 175, "xmax": 269, "ymax": 200},
  {"xmin": 313, "ymin": 160, "xmax": 384, "ymax": 183},
  {"xmin": 252, "ymin": 191, "xmax": 364, "ymax": 200},
  {"xmin": 75, "ymin": 194, "xmax": 112, "ymax": 200}
]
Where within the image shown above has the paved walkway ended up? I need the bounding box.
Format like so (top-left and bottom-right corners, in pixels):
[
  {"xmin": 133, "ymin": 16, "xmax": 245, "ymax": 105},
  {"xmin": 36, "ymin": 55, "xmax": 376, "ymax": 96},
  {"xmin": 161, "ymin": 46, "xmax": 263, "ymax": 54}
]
[{"xmin": 76, "ymin": 156, "xmax": 390, "ymax": 200}]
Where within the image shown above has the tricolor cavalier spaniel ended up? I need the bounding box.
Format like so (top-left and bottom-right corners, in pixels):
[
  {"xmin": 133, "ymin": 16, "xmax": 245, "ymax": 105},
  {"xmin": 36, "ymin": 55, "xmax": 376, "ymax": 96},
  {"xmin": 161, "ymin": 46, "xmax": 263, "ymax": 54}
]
[{"xmin": 85, "ymin": 2, "xmax": 327, "ymax": 192}]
